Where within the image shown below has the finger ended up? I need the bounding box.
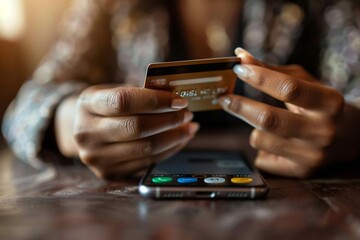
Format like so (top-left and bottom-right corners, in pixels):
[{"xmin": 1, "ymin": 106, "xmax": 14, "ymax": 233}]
[
  {"xmin": 75, "ymin": 111, "xmax": 195, "ymax": 144},
  {"xmin": 235, "ymin": 48, "xmax": 317, "ymax": 82},
  {"xmin": 250, "ymin": 129, "xmax": 325, "ymax": 168},
  {"xmin": 235, "ymin": 47, "xmax": 262, "ymax": 65},
  {"xmin": 78, "ymin": 86, "xmax": 188, "ymax": 116},
  {"xmin": 93, "ymin": 141, "xmax": 189, "ymax": 179},
  {"xmin": 231, "ymin": 64, "xmax": 344, "ymax": 115},
  {"xmin": 79, "ymin": 122, "xmax": 199, "ymax": 166},
  {"xmin": 254, "ymin": 151, "xmax": 313, "ymax": 178},
  {"xmin": 219, "ymin": 95, "xmax": 324, "ymax": 140}
]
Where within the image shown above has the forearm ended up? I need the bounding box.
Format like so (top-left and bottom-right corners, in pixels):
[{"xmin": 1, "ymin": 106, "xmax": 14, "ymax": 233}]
[{"xmin": 55, "ymin": 96, "xmax": 79, "ymax": 158}]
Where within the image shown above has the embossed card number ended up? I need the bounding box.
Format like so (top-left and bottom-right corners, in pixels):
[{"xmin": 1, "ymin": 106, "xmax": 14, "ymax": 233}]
[{"xmin": 144, "ymin": 57, "xmax": 240, "ymax": 112}]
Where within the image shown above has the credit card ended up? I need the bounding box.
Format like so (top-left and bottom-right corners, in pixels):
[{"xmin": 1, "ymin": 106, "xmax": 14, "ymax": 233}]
[{"xmin": 144, "ymin": 57, "xmax": 240, "ymax": 112}]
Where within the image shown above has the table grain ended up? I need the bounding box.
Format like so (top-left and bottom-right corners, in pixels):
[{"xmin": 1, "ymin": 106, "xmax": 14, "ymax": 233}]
[{"xmin": 0, "ymin": 129, "xmax": 359, "ymax": 240}]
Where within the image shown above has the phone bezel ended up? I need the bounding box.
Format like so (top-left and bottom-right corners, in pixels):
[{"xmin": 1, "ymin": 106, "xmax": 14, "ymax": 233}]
[{"xmin": 139, "ymin": 151, "xmax": 269, "ymax": 199}]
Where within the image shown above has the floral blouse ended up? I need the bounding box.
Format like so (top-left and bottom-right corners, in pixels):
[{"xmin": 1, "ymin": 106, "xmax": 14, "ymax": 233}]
[{"xmin": 2, "ymin": 0, "xmax": 360, "ymax": 169}]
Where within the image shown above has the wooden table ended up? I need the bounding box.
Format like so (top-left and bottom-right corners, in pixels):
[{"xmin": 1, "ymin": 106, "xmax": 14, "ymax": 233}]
[{"xmin": 0, "ymin": 128, "xmax": 360, "ymax": 240}]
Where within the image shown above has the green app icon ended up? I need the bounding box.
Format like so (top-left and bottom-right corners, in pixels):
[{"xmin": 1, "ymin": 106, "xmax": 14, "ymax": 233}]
[{"xmin": 152, "ymin": 177, "xmax": 173, "ymax": 183}]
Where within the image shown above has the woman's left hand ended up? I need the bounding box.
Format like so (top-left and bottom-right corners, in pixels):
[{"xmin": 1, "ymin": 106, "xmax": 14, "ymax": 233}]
[{"xmin": 219, "ymin": 48, "xmax": 360, "ymax": 178}]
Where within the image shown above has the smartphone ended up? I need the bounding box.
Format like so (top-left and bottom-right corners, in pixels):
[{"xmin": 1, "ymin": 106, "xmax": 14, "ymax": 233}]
[{"xmin": 139, "ymin": 151, "xmax": 269, "ymax": 199}]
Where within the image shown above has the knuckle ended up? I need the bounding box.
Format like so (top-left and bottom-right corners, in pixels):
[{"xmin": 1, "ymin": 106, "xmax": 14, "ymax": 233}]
[
  {"xmin": 123, "ymin": 116, "xmax": 141, "ymax": 139},
  {"xmin": 147, "ymin": 93, "xmax": 160, "ymax": 109},
  {"xmin": 257, "ymin": 110, "xmax": 280, "ymax": 131},
  {"xmin": 107, "ymin": 88, "xmax": 131, "ymax": 114},
  {"xmin": 281, "ymin": 80, "xmax": 302, "ymax": 102},
  {"xmin": 255, "ymin": 71, "xmax": 267, "ymax": 86},
  {"xmin": 229, "ymin": 98, "xmax": 242, "ymax": 114}
]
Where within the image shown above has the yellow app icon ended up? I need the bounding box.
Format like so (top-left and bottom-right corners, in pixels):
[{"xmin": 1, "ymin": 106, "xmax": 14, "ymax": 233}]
[{"xmin": 231, "ymin": 177, "xmax": 253, "ymax": 184}]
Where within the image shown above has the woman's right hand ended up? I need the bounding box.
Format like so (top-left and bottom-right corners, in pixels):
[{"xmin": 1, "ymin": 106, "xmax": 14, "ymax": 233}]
[{"xmin": 56, "ymin": 85, "xmax": 199, "ymax": 179}]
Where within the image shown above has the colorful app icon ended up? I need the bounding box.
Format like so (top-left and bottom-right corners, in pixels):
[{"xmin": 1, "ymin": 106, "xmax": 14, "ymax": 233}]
[
  {"xmin": 231, "ymin": 177, "xmax": 253, "ymax": 184},
  {"xmin": 152, "ymin": 177, "xmax": 173, "ymax": 183},
  {"xmin": 177, "ymin": 177, "xmax": 198, "ymax": 184},
  {"xmin": 204, "ymin": 177, "xmax": 226, "ymax": 184}
]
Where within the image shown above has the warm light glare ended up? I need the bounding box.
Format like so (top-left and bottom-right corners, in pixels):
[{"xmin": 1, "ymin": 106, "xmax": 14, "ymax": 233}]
[{"xmin": 0, "ymin": 0, "xmax": 25, "ymax": 40}]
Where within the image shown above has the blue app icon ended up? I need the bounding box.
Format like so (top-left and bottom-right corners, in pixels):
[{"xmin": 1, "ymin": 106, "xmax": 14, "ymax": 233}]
[{"xmin": 177, "ymin": 177, "xmax": 198, "ymax": 184}]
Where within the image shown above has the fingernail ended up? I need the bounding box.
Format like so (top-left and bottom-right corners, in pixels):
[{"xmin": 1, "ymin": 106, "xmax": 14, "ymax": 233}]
[
  {"xmin": 183, "ymin": 111, "xmax": 193, "ymax": 123},
  {"xmin": 234, "ymin": 47, "xmax": 245, "ymax": 56},
  {"xmin": 233, "ymin": 64, "xmax": 251, "ymax": 78},
  {"xmin": 188, "ymin": 123, "xmax": 200, "ymax": 135},
  {"xmin": 171, "ymin": 98, "xmax": 188, "ymax": 109},
  {"xmin": 218, "ymin": 97, "xmax": 231, "ymax": 109}
]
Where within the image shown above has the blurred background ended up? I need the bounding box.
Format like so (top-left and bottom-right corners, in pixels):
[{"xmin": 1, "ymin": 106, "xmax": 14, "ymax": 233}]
[{"xmin": 0, "ymin": 0, "xmax": 72, "ymax": 143}]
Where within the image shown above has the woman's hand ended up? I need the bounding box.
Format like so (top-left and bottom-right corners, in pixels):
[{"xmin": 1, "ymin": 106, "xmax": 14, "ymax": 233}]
[
  {"xmin": 219, "ymin": 48, "xmax": 360, "ymax": 178},
  {"xmin": 55, "ymin": 85, "xmax": 199, "ymax": 179}
]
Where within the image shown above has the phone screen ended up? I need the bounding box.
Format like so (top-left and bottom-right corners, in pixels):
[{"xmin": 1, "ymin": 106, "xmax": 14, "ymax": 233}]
[{"xmin": 139, "ymin": 151, "xmax": 268, "ymax": 199}]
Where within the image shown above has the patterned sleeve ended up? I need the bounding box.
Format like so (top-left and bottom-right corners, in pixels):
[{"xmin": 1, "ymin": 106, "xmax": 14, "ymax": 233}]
[
  {"xmin": 320, "ymin": 0, "xmax": 360, "ymax": 108},
  {"xmin": 1, "ymin": 0, "xmax": 118, "ymax": 169}
]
